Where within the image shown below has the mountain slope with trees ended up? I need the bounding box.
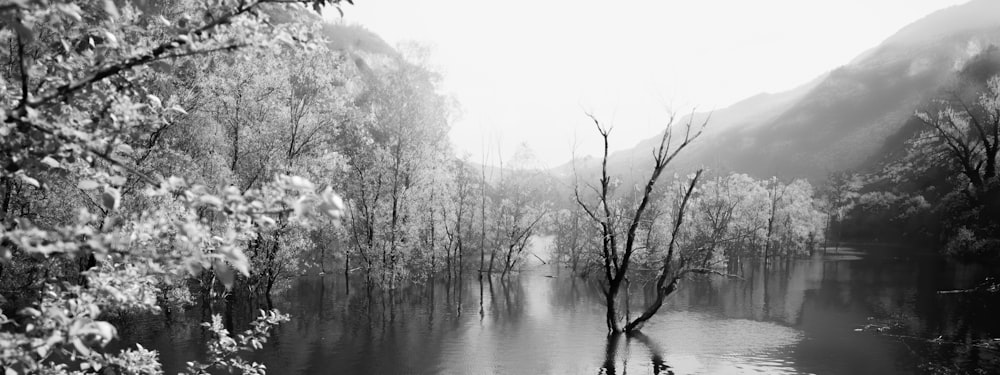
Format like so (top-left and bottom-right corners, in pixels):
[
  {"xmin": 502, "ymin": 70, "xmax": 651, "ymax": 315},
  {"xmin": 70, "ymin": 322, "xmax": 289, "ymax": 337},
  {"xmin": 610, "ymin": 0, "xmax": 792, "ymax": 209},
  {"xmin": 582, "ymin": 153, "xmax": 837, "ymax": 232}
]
[{"xmin": 563, "ymin": 0, "xmax": 1000, "ymax": 184}]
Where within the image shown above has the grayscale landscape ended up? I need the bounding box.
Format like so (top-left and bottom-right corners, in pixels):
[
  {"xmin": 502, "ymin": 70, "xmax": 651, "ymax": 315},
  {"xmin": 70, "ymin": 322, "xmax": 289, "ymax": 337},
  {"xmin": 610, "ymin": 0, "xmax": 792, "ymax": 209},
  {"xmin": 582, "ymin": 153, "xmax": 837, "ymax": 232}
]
[{"xmin": 2, "ymin": 0, "xmax": 1000, "ymax": 374}]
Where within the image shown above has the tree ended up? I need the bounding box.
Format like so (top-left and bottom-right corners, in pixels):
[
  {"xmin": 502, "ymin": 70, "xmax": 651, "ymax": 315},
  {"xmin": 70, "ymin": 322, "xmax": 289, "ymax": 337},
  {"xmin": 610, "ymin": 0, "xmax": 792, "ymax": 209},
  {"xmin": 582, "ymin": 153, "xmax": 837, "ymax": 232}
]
[
  {"xmin": 623, "ymin": 169, "xmax": 704, "ymax": 332},
  {"xmin": 660, "ymin": 173, "xmax": 826, "ymax": 266},
  {"xmin": 900, "ymin": 74, "xmax": 1000, "ymax": 254},
  {"xmin": 0, "ymin": 0, "xmax": 347, "ymax": 372},
  {"xmin": 821, "ymin": 171, "xmax": 863, "ymax": 249},
  {"xmin": 440, "ymin": 158, "xmax": 476, "ymax": 279},
  {"xmin": 550, "ymin": 207, "xmax": 596, "ymax": 273},
  {"xmin": 335, "ymin": 52, "xmax": 452, "ymax": 286},
  {"xmin": 913, "ymin": 75, "xmax": 1000, "ymax": 223},
  {"xmin": 195, "ymin": 45, "xmax": 348, "ymax": 297},
  {"xmin": 573, "ymin": 112, "xmax": 708, "ymax": 333},
  {"xmin": 495, "ymin": 169, "xmax": 547, "ymax": 277}
]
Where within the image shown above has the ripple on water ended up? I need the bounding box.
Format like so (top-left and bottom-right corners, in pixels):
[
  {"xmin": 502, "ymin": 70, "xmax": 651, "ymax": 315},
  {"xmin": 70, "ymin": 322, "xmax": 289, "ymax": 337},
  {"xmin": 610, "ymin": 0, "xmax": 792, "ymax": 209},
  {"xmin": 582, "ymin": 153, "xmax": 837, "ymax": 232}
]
[{"xmin": 634, "ymin": 311, "xmax": 805, "ymax": 374}]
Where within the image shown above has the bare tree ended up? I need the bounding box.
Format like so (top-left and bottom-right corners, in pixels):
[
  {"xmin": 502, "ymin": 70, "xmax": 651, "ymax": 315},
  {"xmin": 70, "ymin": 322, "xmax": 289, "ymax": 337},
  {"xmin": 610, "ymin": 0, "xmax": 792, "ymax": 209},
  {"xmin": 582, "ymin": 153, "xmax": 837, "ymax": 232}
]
[{"xmin": 574, "ymin": 112, "xmax": 712, "ymax": 333}]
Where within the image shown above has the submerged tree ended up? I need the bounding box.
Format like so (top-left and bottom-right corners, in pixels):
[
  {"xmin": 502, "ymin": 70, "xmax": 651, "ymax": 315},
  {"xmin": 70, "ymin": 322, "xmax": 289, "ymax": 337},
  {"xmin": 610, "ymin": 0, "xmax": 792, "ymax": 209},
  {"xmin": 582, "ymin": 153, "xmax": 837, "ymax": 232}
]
[
  {"xmin": 550, "ymin": 207, "xmax": 595, "ymax": 273},
  {"xmin": 654, "ymin": 172, "xmax": 826, "ymax": 268},
  {"xmin": 573, "ymin": 113, "xmax": 709, "ymax": 333},
  {"xmin": 336, "ymin": 52, "xmax": 452, "ymax": 286}
]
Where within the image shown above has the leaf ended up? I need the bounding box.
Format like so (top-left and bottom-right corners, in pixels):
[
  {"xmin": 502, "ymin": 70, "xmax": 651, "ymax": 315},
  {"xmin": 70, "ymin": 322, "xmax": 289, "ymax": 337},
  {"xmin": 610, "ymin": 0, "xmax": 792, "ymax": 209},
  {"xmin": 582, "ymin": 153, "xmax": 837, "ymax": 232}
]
[
  {"xmin": 89, "ymin": 321, "xmax": 117, "ymax": 344},
  {"xmin": 287, "ymin": 175, "xmax": 314, "ymax": 191},
  {"xmin": 71, "ymin": 336, "xmax": 91, "ymax": 356},
  {"xmin": 215, "ymin": 261, "xmax": 234, "ymax": 290},
  {"xmin": 102, "ymin": 0, "xmax": 120, "ymax": 19},
  {"xmin": 78, "ymin": 180, "xmax": 100, "ymax": 190},
  {"xmin": 257, "ymin": 215, "xmax": 276, "ymax": 227},
  {"xmin": 169, "ymin": 105, "xmax": 188, "ymax": 115},
  {"xmin": 40, "ymin": 157, "xmax": 60, "ymax": 168},
  {"xmin": 318, "ymin": 187, "xmax": 344, "ymax": 219},
  {"xmin": 146, "ymin": 94, "xmax": 162, "ymax": 108},
  {"xmin": 19, "ymin": 307, "xmax": 41, "ymax": 317},
  {"xmin": 292, "ymin": 196, "xmax": 308, "ymax": 218},
  {"xmin": 18, "ymin": 174, "xmax": 39, "ymax": 188},
  {"xmin": 186, "ymin": 259, "xmax": 204, "ymax": 276},
  {"xmin": 55, "ymin": 3, "xmax": 83, "ymax": 21},
  {"xmin": 199, "ymin": 195, "xmax": 224, "ymax": 208},
  {"xmin": 36, "ymin": 345, "xmax": 50, "ymax": 358},
  {"xmin": 218, "ymin": 246, "xmax": 249, "ymax": 276},
  {"xmin": 116, "ymin": 144, "xmax": 133, "ymax": 155},
  {"xmin": 102, "ymin": 187, "xmax": 121, "ymax": 211},
  {"xmin": 102, "ymin": 30, "xmax": 118, "ymax": 47}
]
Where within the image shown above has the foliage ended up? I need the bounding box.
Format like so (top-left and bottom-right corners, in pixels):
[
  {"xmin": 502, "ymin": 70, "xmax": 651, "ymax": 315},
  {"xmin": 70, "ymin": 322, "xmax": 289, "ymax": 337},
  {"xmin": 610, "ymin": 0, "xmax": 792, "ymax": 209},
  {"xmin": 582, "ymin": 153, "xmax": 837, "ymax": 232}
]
[
  {"xmin": 944, "ymin": 227, "xmax": 1000, "ymax": 259},
  {"xmin": 860, "ymin": 73, "xmax": 1000, "ymax": 254},
  {"xmin": 0, "ymin": 0, "xmax": 347, "ymax": 373},
  {"xmin": 183, "ymin": 310, "xmax": 290, "ymax": 375},
  {"xmin": 485, "ymin": 158, "xmax": 549, "ymax": 276},
  {"xmin": 335, "ymin": 52, "xmax": 454, "ymax": 286},
  {"xmin": 630, "ymin": 173, "xmax": 827, "ymax": 269},
  {"xmin": 437, "ymin": 158, "xmax": 479, "ymax": 278},
  {"xmin": 909, "ymin": 75, "xmax": 1000, "ymax": 197},
  {"xmin": 548, "ymin": 207, "xmax": 599, "ymax": 273}
]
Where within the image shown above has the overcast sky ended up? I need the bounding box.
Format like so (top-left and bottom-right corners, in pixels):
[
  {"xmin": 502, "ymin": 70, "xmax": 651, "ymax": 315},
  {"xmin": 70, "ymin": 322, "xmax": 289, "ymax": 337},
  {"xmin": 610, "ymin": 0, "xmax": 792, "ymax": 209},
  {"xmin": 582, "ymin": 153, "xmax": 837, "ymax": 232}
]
[{"xmin": 333, "ymin": 0, "xmax": 968, "ymax": 168}]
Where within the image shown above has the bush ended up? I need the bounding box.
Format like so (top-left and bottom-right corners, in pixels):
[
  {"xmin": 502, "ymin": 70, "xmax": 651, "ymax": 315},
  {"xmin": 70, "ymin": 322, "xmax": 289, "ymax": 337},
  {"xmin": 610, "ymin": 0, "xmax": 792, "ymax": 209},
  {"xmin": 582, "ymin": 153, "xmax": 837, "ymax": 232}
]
[{"xmin": 944, "ymin": 227, "xmax": 1000, "ymax": 260}]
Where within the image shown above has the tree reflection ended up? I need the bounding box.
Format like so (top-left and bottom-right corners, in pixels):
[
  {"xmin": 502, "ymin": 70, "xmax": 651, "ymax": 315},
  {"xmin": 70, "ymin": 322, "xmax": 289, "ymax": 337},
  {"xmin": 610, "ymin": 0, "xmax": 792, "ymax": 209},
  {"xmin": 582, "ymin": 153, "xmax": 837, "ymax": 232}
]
[{"xmin": 600, "ymin": 332, "xmax": 673, "ymax": 375}]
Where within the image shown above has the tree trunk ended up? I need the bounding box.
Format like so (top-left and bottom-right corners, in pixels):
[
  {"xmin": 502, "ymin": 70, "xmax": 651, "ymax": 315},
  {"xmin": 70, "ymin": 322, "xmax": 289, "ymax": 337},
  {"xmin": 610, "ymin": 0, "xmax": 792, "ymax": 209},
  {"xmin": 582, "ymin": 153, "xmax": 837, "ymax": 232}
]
[
  {"xmin": 605, "ymin": 281, "xmax": 622, "ymax": 333},
  {"xmin": 624, "ymin": 170, "xmax": 701, "ymax": 333},
  {"xmin": 624, "ymin": 277, "xmax": 678, "ymax": 332},
  {"xmin": 574, "ymin": 115, "xmax": 706, "ymax": 334}
]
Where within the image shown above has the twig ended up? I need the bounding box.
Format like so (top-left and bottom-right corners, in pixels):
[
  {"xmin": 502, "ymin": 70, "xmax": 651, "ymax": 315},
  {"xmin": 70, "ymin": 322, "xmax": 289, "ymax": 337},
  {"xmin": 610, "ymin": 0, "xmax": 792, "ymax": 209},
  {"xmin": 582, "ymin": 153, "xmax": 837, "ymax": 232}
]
[{"xmin": 678, "ymin": 268, "xmax": 742, "ymax": 280}]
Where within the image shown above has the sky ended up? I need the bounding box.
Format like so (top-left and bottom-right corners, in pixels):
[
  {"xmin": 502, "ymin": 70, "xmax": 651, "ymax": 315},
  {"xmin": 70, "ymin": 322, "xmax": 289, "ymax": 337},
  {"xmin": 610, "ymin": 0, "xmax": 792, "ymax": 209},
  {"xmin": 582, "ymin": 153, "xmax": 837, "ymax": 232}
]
[{"xmin": 332, "ymin": 0, "xmax": 969, "ymax": 168}]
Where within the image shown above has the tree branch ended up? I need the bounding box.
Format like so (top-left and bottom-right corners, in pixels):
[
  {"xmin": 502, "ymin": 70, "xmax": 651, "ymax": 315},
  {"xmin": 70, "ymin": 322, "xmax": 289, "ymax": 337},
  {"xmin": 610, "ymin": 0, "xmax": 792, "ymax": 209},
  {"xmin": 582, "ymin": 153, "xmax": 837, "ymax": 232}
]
[{"xmin": 16, "ymin": 31, "xmax": 29, "ymax": 108}]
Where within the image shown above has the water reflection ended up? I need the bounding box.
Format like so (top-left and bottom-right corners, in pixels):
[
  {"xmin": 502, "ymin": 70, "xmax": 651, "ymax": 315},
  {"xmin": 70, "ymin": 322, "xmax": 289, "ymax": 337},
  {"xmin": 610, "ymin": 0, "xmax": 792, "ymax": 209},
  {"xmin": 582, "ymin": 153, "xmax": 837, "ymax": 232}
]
[
  {"xmin": 601, "ymin": 332, "xmax": 672, "ymax": 375},
  {"xmin": 116, "ymin": 249, "xmax": 1000, "ymax": 374}
]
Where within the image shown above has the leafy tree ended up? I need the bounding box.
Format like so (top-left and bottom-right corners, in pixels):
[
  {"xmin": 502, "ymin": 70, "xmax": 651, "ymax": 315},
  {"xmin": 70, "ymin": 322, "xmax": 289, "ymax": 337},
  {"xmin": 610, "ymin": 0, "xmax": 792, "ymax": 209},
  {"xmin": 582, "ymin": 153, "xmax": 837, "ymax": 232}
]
[
  {"xmin": 494, "ymin": 167, "xmax": 548, "ymax": 277},
  {"xmin": 549, "ymin": 207, "xmax": 597, "ymax": 273},
  {"xmin": 913, "ymin": 75, "xmax": 1000, "ymax": 206},
  {"xmin": 438, "ymin": 158, "xmax": 476, "ymax": 279},
  {"xmin": 820, "ymin": 171, "xmax": 864, "ymax": 248},
  {"xmin": 890, "ymin": 74, "xmax": 1000, "ymax": 254},
  {"xmin": 0, "ymin": 0, "xmax": 347, "ymax": 372},
  {"xmin": 336, "ymin": 52, "xmax": 452, "ymax": 286}
]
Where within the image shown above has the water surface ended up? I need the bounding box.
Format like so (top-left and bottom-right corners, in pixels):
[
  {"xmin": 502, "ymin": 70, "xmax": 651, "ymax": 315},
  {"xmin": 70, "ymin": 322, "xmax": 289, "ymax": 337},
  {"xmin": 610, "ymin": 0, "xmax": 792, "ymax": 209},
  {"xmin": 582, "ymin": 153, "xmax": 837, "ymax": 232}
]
[{"xmin": 119, "ymin": 247, "xmax": 1000, "ymax": 374}]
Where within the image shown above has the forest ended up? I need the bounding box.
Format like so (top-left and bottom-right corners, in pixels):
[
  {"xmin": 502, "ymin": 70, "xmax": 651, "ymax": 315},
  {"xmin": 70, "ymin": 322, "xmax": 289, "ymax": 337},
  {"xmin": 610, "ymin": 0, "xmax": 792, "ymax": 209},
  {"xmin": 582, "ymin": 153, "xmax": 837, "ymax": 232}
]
[{"xmin": 1, "ymin": 0, "xmax": 998, "ymax": 374}]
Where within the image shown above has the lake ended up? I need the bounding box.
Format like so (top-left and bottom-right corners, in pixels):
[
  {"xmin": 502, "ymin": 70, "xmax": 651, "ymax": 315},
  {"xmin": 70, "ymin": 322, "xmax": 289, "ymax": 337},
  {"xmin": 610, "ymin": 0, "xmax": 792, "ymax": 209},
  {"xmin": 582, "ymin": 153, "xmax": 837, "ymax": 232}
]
[{"xmin": 118, "ymin": 246, "xmax": 1000, "ymax": 374}]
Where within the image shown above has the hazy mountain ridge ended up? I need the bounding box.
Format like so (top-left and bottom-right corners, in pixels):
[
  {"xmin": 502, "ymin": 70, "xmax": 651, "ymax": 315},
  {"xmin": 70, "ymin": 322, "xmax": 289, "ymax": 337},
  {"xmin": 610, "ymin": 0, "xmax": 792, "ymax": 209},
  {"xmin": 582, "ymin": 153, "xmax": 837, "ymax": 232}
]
[
  {"xmin": 882, "ymin": 0, "xmax": 1000, "ymax": 47},
  {"xmin": 560, "ymin": 0, "xmax": 1000, "ymax": 185}
]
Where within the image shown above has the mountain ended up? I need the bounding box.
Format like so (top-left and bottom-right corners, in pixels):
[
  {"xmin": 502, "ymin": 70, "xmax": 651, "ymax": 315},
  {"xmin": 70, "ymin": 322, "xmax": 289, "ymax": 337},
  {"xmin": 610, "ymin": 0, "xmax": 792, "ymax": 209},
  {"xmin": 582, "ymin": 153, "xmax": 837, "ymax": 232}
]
[{"xmin": 560, "ymin": 0, "xmax": 1000, "ymax": 185}]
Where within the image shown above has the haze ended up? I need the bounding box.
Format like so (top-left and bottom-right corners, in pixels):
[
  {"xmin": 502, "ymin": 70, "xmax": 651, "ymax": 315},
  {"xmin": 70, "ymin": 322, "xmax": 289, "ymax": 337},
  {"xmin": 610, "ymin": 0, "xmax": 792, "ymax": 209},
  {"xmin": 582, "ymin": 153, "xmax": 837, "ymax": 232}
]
[{"xmin": 335, "ymin": 0, "xmax": 968, "ymax": 168}]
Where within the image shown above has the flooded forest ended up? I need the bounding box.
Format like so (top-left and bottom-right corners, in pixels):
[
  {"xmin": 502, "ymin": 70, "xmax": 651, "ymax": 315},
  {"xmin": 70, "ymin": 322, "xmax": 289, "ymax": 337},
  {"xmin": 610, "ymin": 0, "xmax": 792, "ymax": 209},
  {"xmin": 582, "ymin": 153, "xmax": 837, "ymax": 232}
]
[{"xmin": 1, "ymin": 0, "xmax": 999, "ymax": 374}]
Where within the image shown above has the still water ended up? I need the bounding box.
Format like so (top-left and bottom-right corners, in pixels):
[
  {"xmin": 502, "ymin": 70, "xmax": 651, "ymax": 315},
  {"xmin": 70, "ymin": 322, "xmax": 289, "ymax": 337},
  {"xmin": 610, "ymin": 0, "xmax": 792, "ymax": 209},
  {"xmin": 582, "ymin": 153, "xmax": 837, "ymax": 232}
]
[{"xmin": 119, "ymin": 247, "xmax": 1000, "ymax": 374}]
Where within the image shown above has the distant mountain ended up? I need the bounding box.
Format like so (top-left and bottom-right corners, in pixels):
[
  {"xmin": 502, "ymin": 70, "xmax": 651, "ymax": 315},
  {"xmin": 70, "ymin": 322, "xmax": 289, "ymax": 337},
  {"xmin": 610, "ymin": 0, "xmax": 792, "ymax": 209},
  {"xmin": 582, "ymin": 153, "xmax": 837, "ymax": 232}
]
[
  {"xmin": 320, "ymin": 23, "xmax": 398, "ymax": 57},
  {"xmin": 882, "ymin": 0, "xmax": 1000, "ymax": 46},
  {"xmin": 560, "ymin": 0, "xmax": 1000, "ymax": 186}
]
